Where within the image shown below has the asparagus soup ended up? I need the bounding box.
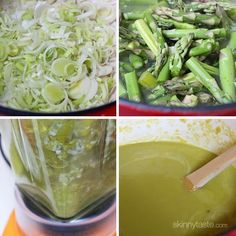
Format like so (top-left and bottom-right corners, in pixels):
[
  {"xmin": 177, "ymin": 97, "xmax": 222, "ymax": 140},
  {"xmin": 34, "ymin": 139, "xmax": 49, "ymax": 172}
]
[{"xmin": 120, "ymin": 141, "xmax": 236, "ymax": 236}]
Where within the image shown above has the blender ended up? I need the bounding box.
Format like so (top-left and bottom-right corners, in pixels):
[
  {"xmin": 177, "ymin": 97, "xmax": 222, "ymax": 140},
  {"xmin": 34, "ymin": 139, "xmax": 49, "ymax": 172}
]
[{"xmin": 0, "ymin": 119, "xmax": 116, "ymax": 236}]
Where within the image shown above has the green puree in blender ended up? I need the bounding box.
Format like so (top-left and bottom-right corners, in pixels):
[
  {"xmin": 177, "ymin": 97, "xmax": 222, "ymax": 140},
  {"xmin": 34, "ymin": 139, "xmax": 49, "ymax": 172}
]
[
  {"xmin": 120, "ymin": 142, "xmax": 236, "ymax": 236},
  {"xmin": 10, "ymin": 120, "xmax": 116, "ymax": 219}
]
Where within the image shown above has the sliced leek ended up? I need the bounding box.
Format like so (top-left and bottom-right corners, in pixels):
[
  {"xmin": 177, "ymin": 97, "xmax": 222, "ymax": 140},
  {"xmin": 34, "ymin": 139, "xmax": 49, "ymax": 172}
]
[{"xmin": 0, "ymin": 0, "xmax": 116, "ymax": 112}]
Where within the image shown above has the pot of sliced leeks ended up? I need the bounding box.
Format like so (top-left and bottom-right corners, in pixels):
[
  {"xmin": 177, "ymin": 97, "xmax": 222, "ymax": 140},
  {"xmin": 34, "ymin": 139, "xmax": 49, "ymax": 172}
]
[
  {"xmin": 0, "ymin": 0, "xmax": 116, "ymax": 116},
  {"xmin": 119, "ymin": 0, "xmax": 236, "ymax": 116}
]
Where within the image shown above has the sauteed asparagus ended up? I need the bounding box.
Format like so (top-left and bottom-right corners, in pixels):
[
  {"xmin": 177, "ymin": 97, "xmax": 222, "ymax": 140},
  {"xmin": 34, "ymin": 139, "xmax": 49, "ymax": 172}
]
[{"xmin": 119, "ymin": 0, "xmax": 236, "ymax": 106}]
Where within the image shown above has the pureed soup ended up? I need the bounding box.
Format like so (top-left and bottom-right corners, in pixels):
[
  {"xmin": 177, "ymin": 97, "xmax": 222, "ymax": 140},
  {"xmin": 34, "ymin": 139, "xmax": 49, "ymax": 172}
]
[{"xmin": 120, "ymin": 141, "xmax": 236, "ymax": 236}]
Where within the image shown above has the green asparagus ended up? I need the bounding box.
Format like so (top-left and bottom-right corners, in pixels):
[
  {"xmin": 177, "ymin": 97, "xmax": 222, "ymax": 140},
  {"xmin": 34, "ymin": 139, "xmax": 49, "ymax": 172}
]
[
  {"xmin": 120, "ymin": 1, "xmax": 236, "ymax": 107},
  {"xmin": 129, "ymin": 54, "xmax": 144, "ymax": 69},
  {"xmin": 139, "ymin": 71, "xmax": 157, "ymax": 90},
  {"xmin": 186, "ymin": 57, "xmax": 229, "ymax": 104},
  {"xmin": 189, "ymin": 39, "xmax": 216, "ymax": 57},
  {"xmin": 219, "ymin": 47, "xmax": 236, "ymax": 101},
  {"xmin": 169, "ymin": 34, "xmax": 193, "ymax": 77},
  {"xmin": 124, "ymin": 71, "xmax": 142, "ymax": 102},
  {"xmin": 134, "ymin": 19, "xmax": 160, "ymax": 55}
]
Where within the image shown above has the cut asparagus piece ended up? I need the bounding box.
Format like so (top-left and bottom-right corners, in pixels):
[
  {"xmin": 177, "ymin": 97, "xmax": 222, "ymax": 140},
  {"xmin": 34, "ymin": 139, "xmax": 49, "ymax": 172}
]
[
  {"xmin": 134, "ymin": 19, "xmax": 159, "ymax": 55},
  {"xmin": 195, "ymin": 14, "xmax": 221, "ymax": 26},
  {"xmin": 228, "ymin": 32, "xmax": 236, "ymax": 51},
  {"xmin": 138, "ymin": 71, "xmax": 157, "ymax": 90},
  {"xmin": 153, "ymin": 14, "xmax": 196, "ymax": 29},
  {"xmin": 129, "ymin": 54, "xmax": 144, "ymax": 69},
  {"xmin": 189, "ymin": 39, "xmax": 214, "ymax": 57},
  {"xmin": 144, "ymin": 12, "xmax": 165, "ymax": 47},
  {"xmin": 123, "ymin": 11, "xmax": 145, "ymax": 20},
  {"xmin": 219, "ymin": 47, "xmax": 236, "ymax": 101},
  {"xmin": 186, "ymin": 57, "xmax": 229, "ymax": 104},
  {"xmin": 146, "ymin": 85, "xmax": 166, "ymax": 101},
  {"xmin": 199, "ymin": 62, "xmax": 219, "ymax": 76},
  {"xmin": 163, "ymin": 28, "xmax": 228, "ymax": 39},
  {"xmin": 157, "ymin": 57, "xmax": 170, "ymax": 83},
  {"xmin": 169, "ymin": 34, "xmax": 193, "ymax": 77},
  {"xmin": 163, "ymin": 28, "xmax": 213, "ymax": 39},
  {"xmin": 124, "ymin": 71, "xmax": 142, "ymax": 102},
  {"xmin": 152, "ymin": 45, "xmax": 169, "ymax": 77},
  {"xmin": 119, "ymin": 80, "xmax": 127, "ymax": 98}
]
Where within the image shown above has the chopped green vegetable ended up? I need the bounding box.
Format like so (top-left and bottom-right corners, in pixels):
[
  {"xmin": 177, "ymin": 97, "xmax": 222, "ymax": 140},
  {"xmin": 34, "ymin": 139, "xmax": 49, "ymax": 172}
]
[
  {"xmin": 0, "ymin": 0, "xmax": 116, "ymax": 112},
  {"xmin": 120, "ymin": 0, "xmax": 236, "ymax": 107},
  {"xmin": 43, "ymin": 83, "xmax": 65, "ymax": 104}
]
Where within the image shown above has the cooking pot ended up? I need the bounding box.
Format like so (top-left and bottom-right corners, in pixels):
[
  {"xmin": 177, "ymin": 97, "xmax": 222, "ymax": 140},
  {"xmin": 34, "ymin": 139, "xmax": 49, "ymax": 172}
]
[
  {"xmin": 0, "ymin": 101, "xmax": 116, "ymax": 116},
  {"xmin": 119, "ymin": 118, "xmax": 236, "ymax": 235},
  {"xmin": 119, "ymin": 0, "xmax": 236, "ymax": 116},
  {"xmin": 0, "ymin": 0, "xmax": 116, "ymax": 116}
]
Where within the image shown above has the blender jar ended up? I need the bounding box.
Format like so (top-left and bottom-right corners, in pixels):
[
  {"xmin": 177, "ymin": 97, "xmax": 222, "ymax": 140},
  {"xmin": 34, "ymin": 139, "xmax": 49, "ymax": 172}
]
[{"xmin": 8, "ymin": 119, "xmax": 116, "ymax": 219}]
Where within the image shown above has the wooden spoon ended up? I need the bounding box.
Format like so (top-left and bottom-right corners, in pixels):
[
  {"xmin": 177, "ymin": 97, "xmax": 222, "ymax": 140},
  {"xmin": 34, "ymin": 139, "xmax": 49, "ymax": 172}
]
[{"xmin": 184, "ymin": 144, "xmax": 236, "ymax": 192}]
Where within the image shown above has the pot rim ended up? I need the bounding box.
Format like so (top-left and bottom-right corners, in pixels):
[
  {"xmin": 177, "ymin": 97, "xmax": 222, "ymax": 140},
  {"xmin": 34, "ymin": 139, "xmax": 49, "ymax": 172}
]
[
  {"xmin": 120, "ymin": 98, "xmax": 236, "ymax": 113},
  {"xmin": 0, "ymin": 101, "xmax": 116, "ymax": 116}
]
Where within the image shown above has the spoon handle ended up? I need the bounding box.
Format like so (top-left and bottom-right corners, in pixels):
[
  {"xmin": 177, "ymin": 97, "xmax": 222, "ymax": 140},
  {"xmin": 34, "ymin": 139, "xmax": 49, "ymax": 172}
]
[{"xmin": 184, "ymin": 144, "xmax": 236, "ymax": 191}]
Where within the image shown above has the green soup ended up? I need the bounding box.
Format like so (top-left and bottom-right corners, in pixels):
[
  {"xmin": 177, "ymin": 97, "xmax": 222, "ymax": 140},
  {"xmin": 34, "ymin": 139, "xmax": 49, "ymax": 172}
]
[{"xmin": 120, "ymin": 142, "xmax": 236, "ymax": 236}]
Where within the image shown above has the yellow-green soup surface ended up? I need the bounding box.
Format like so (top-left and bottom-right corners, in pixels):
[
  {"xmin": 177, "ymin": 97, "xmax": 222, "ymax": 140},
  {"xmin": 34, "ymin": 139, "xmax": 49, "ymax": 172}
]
[{"xmin": 120, "ymin": 142, "xmax": 236, "ymax": 236}]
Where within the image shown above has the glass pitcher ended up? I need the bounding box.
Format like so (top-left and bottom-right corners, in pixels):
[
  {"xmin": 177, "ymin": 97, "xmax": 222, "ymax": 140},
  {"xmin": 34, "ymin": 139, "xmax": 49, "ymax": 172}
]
[{"xmin": 7, "ymin": 119, "xmax": 116, "ymax": 219}]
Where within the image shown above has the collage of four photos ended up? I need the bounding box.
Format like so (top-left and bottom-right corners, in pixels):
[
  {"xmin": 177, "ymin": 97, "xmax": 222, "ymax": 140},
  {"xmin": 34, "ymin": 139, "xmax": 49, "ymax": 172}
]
[{"xmin": 0, "ymin": 0, "xmax": 236, "ymax": 236}]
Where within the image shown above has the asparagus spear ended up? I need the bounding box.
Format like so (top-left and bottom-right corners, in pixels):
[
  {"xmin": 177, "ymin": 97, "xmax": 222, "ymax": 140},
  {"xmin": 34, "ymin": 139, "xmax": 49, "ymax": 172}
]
[
  {"xmin": 129, "ymin": 54, "xmax": 144, "ymax": 69},
  {"xmin": 197, "ymin": 92, "xmax": 214, "ymax": 104},
  {"xmin": 149, "ymin": 94, "xmax": 172, "ymax": 105},
  {"xmin": 152, "ymin": 45, "xmax": 169, "ymax": 77},
  {"xmin": 227, "ymin": 8, "xmax": 236, "ymax": 21},
  {"xmin": 182, "ymin": 95, "xmax": 198, "ymax": 106},
  {"xmin": 189, "ymin": 39, "xmax": 215, "ymax": 57},
  {"xmin": 186, "ymin": 57, "xmax": 229, "ymax": 104},
  {"xmin": 195, "ymin": 15, "xmax": 221, "ymax": 26},
  {"xmin": 163, "ymin": 28, "xmax": 213, "ymax": 39},
  {"xmin": 138, "ymin": 71, "xmax": 157, "ymax": 90},
  {"xmin": 199, "ymin": 62, "xmax": 219, "ymax": 77},
  {"xmin": 228, "ymin": 32, "xmax": 236, "ymax": 51},
  {"xmin": 144, "ymin": 12, "xmax": 165, "ymax": 47},
  {"xmin": 119, "ymin": 80, "xmax": 127, "ymax": 98},
  {"xmin": 169, "ymin": 33, "xmax": 193, "ymax": 77},
  {"xmin": 120, "ymin": 26, "xmax": 145, "ymax": 44},
  {"xmin": 153, "ymin": 15, "xmax": 196, "ymax": 29},
  {"xmin": 154, "ymin": 8, "xmax": 195, "ymax": 23},
  {"xmin": 211, "ymin": 28, "xmax": 229, "ymax": 38},
  {"xmin": 124, "ymin": 71, "xmax": 141, "ymax": 102},
  {"xmin": 185, "ymin": 2, "xmax": 218, "ymax": 13},
  {"xmin": 163, "ymin": 28, "xmax": 228, "ymax": 39},
  {"xmin": 164, "ymin": 73, "xmax": 202, "ymax": 96},
  {"xmin": 120, "ymin": 62, "xmax": 134, "ymax": 73},
  {"xmin": 219, "ymin": 47, "xmax": 236, "ymax": 101},
  {"xmin": 134, "ymin": 19, "xmax": 159, "ymax": 55},
  {"xmin": 157, "ymin": 57, "xmax": 170, "ymax": 83},
  {"xmin": 146, "ymin": 85, "xmax": 166, "ymax": 101},
  {"xmin": 123, "ymin": 11, "xmax": 145, "ymax": 20}
]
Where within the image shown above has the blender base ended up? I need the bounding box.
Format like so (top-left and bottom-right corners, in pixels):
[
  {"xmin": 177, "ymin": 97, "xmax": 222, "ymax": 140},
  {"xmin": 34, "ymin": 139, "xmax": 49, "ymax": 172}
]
[
  {"xmin": 3, "ymin": 212, "xmax": 117, "ymax": 236},
  {"xmin": 4, "ymin": 189, "xmax": 116, "ymax": 236}
]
